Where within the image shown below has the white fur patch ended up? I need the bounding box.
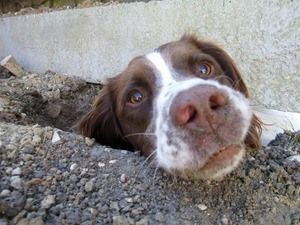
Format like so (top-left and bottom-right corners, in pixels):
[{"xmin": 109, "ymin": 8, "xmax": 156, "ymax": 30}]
[
  {"xmin": 146, "ymin": 51, "xmax": 252, "ymax": 178},
  {"xmin": 253, "ymin": 107, "xmax": 300, "ymax": 145}
]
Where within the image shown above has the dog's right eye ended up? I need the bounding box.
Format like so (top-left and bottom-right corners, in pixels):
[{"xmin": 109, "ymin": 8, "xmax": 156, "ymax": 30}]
[{"xmin": 127, "ymin": 90, "xmax": 144, "ymax": 105}]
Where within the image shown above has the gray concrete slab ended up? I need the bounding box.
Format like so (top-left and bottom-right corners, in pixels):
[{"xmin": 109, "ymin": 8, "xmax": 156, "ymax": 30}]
[{"xmin": 0, "ymin": 0, "xmax": 299, "ymax": 111}]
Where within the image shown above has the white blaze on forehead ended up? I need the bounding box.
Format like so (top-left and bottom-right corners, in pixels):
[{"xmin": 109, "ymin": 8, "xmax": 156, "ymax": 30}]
[
  {"xmin": 146, "ymin": 52, "xmax": 174, "ymax": 85},
  {"xmin": 145, "ymin": 51, "xmax": 252, "ymax": 178}
]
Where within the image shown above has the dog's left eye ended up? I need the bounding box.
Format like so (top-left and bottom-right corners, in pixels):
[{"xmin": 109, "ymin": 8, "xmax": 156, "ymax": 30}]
[
  {"xmin": 127, "ymin": 90, "xmax": 144, "ymax": 104},
  {"xmin": 198, "ymin": 63, "xmax": 212, "ymax": 75}
]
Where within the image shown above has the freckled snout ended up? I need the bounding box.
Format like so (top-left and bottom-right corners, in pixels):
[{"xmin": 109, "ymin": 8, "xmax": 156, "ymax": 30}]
[{"xmin": 170, "ymin": 85, "xmax": 229, "ymax": 131}]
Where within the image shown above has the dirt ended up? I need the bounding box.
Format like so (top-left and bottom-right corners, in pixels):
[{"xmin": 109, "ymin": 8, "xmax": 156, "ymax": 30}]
[
  {"xmin": 0, "ymin": 0, "xmax": 158, "ymax": 17},
  {"xmin": 0, "ymin": 69, "xmax": 300, "ymax": 225}
]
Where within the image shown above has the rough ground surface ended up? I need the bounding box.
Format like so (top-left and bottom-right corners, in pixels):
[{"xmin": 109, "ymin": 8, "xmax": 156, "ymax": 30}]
[
  {"xmin": 0, "ymin": 0, "xmax": 157, "ymax": 17},
  {"xmin": 0, "ymin": 70, "xmax": 300, "ymax": 225}
]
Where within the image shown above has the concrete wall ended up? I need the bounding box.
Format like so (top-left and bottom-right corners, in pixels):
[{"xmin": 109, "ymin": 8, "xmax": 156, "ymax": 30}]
[{"xmin": 0, "ymin": 0, "xmax": 299, "ymax": 111}]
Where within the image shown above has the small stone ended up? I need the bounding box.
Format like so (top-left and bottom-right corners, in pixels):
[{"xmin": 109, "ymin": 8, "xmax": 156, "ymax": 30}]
[
  {"xmin": 51, "ymin": 131, "xmax": 61, "ymax": 144},
  {"xmin": 70, "ymin": 163, "xmax": 78, "ymax": 171},
  {"xmin": 109, "ymin": 160, "xmax": 117, "ymax": 164},
  {"xmin": 41, "ymin": 195, "xmax": 55, "ymax": 209},
  {"xmin": 120, "ymin": 174, "xmax": 128, "ymax": 183},
  {"xmin": 16, "ymin": 218, "xmax": 29, "ymax": 225},
  {"xmin": 33, "ymin": 127, "xmax": 43, "ymax": 136},
  {"xmin": 47, "ymin": 103, "xmax": 62, "ymax": 118},
  {"xmin": 10, "ymin": 176, "xmax": 23, "ymax": 190},
  {"xmin": 0, "ymin": 191, "xmax": 26, "ymax": 217},
  {"xmin": 32, "ymin": 135, "xmax": 42, "ymax": 145},
  {"xmin": 28, "ymin": 217, "xmax": 44, "ymax": 225},
  {"xmin": 0, "ymin": 189, "xmax": 11, "ymax": 197},
  {"xmin": 131, "ymin": 207, "xmax": 144, "ymax": 215},
  {"xmin": 12, "ymin": 167, "xmax": 22, "ymax": 175},
  {"xmin": 98, "ymin": 162, "xmax": 105, "ymax": 167},
  {"xmin": 110, "ymin": 201, "xmax": 120, "ymax": 211},
  {"xmin": 6, "ymin": 167, "xmax": 13, "ymax": 174},
  {"xmin": 24, "ymin": 198, "xmax": 34, "ymax": 210},
  {"xmin": 0, "ymin": 218, "xmax": 8, "ymax": 225},
  {"xmin": 84, "ymin": 179, "xmax": 95, "ymax": 192},
  {"xmin": 85, "ymin": 137, "xmax": 95, "ymax": 146},
  {"xmin": 197, "ymin": 204, "xmax": 207, "ymax": 211},
  {"xmin": 70, "ymin": 174, "xmax": 78, "ymax": 182},
  {"xmin": 112, "ymin": 215, "xmax": 130, "ymax": 225},
  {"xmin": 125, "ymin": 197, "xmax": 133, "ymax": 203},
  {"xmin": 221, "ymin": 217, "xmax": 229, "ymax": 225},
  {"xmin": 0, "ymin": 55, "xmax": 25, "ymax": 77},
  {"xmin": 136, "ymin": 216, "xmax": 149, "ymax": 225},
  {"xmin": 286, "ymin": 155, "xmax": 300, "ymax": 163}
]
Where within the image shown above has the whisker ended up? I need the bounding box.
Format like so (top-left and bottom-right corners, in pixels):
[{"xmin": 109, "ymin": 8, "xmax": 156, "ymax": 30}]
[
  {"xmin": 141, "ymin": 150, "xmax": 157, "ymax": 167},
  {"xmin": 124, "ymin": 133, "xmax": 156, "ymax": 138},
  {"xmin": 152, "ymin": 166, "xmax": 159, "ymax": 187}
]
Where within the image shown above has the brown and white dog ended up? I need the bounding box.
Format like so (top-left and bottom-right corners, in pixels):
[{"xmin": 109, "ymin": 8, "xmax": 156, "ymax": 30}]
[{"xmin": 77, "ymin": 35, "xmax": 264, "ymax": 179}]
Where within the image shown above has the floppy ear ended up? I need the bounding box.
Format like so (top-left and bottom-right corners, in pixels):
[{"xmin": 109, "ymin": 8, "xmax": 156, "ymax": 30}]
[
  {"xmin": 76, "ymin": 78, "xmax": 133, "ymax": 150},
  {"xmin": 244, "ymin": 114, "xmax": 262, "ymax": 150},
  {"xmin": 181, "ymin": 34, "xmax": 263, "ymax": 149}
]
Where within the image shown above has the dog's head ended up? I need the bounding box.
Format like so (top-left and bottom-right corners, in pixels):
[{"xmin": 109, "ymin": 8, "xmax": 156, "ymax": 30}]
[{"xmin": 77, "ymin": 35, "xmax": 262, "ymax": 179}]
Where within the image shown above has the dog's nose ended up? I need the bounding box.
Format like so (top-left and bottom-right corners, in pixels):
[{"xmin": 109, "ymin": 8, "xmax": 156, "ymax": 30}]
[{"xmin": 170, "ymin": 85, "xmax": 229, "ymax": 130}]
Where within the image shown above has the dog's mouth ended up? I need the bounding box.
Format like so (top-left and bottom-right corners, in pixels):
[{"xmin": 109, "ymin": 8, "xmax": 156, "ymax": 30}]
[{"xmin": 176, "ymin": 144, "xmax": 245, "ymax": 180}]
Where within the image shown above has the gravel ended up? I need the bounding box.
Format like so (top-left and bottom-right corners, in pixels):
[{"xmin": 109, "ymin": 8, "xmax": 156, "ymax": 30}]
[{"xmin": 0, "ymin": 68, "xmax": 300, "ymax": 224}]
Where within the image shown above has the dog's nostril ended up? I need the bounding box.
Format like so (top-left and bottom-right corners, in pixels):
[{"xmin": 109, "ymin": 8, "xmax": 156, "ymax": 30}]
[
  {"xmin": 175, "ymin": 105, "xmax": 197, "ymax": 125},
  {"xmin": 186, "ymin": 106, "xmax": 197, "ymax": 123},
  {"xmin": 209, "ymin": 93, "xmax": 228, "ymax": 110}
]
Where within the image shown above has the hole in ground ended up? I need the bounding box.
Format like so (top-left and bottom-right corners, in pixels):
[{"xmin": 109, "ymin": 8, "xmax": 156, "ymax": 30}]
[{"xmin": 0, "ymin": 70, "xmax": 101, "ymax": 132}]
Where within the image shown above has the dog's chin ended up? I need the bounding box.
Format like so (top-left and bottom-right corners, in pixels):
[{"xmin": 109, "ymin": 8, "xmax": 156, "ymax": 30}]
[{"xmin": 175, "ymin": 144, "xmax": 245, "ymax": 180}]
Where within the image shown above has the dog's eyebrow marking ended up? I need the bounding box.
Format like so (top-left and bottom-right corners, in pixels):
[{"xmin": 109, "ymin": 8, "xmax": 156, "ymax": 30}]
[{"xmin": 146, "ymin": 52, "xmax": 174, "ymax": 86}]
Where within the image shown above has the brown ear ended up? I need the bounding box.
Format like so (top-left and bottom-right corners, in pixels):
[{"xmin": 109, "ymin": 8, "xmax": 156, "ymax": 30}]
[
  {"xmin": 244, "ymin": 114, "xmax": 263, "ymax": 150},
  {"xmin": 181, "ymin": 34, "xmax": 262, "ymax": 150},
  {"xmin": 76, "ymin": 79, "xmax": 133, "ymax": 150}
]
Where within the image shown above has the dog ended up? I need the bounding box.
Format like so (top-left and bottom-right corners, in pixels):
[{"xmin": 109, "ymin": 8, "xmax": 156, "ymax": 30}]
[{"xmin": 77, "ymin": 34, "xmax": 266, "ymax": 179}]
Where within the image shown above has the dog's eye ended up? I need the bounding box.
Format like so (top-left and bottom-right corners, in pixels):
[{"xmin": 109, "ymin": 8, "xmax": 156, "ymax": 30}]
[
  {"xmin": 198, "ymin": 63, "xmax": 212, "ymax": 75},
  {"xmin": 127, "ymin": 90, "xmax": 144, "ymax": 104}
]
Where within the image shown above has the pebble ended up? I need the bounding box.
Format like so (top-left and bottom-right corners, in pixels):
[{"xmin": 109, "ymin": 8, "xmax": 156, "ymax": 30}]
[
  {"xmin": 84, "ymin": 179, "xmax": 95, "ymax": 192},
  {"xmin": 10, "ymin": 176, "xmax": 23, "ymax": 190},
  {"xmin": 125, "ymin": 197, "xmax": 133, "ymax": 203},
  {"xmin": 0, "ymin": 189, "xmax": 11, "ymax": 197},
  {"xmin": 112, "ymin": 215, "xmax": 131, "ymax": 225},
  {"xmin": 47, "ymin": 103, "xmax": 62, "ymax": 118},
  {"xmin": 33, "ymin": 127, "xmax": 43, "ymax": 136},
  {"xmin": 98, "ymin": 162, "xmax": 105, "ymax": 167},
  {"xmin": 32, "ymin": 135, "xmax": 42, "ymax": 145},
  {"xmin": 85, "ymin": 137, "xmax": 95, "ymax": 146},
  {"xmin": 0, "ymin": 218, "xmax": 8, "ymax": 225},
  {"xmin": 16, "ymin": 217, "xmax": 44, "ymax": 225},
  {"xmin": 17, "ymin": 217, "xmax": 45, "ymax": 225},
  {"xmin": 197, "ymin": 204, "xmax": 208, "ymax": 211},
  {"xmin": 221, "ymin": 217, "xmax": 229, "ymax": 225},
  {"xmin": 12, "ymin": 167, "xmax": 22, "ymax": 175},
  {"xmin": 286, "ymin": 155, "xmax": 300, "ymax": 163},
  {"xmin": 41, "ymin": 195, "xmax": 56, "ymax": 209},
  {"xmin": 70, "ymin": 163, "xmax": 78, "ymax": 171},
  {"xmin": 51, "ymin": 131, "xmax": 61, "ymax": 144},
  {"xmin": 29, "ymin": 217, "xmax": 45, "ymax": 225},
  {"xmin": 136, "ymin": 216, "xmax": 149, "ymax": 225},
  {"xmin": 109, "ymin": 159, "xmax": 117, "ymax": 164},
  {"xmin": 0, "ymin": 55, "xmax": 25, "ymax": 77},
  {"xmin": 120, "ymin": 174, "xmax": 128, "ymax": 183}
]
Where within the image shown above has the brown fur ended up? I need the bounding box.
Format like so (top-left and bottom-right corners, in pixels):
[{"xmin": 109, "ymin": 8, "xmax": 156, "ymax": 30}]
[{"xmin": 76, "ymin": 34, "xmax": 262, "ymax": 154}]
